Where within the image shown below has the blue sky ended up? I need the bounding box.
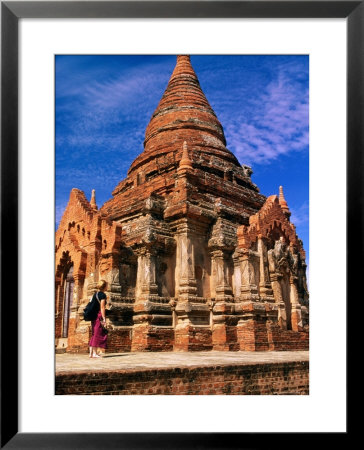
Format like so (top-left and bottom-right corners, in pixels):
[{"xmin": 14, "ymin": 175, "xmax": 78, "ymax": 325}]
[{"xmin": 56, "ymin": 55, "xmax": 309, "ymax": 264}]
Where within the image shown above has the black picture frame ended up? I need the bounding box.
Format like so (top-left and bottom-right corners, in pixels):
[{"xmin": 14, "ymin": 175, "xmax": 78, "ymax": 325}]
[{"xmin": 1, "ymin": 1, "xmax": 356, "ymax": 448}]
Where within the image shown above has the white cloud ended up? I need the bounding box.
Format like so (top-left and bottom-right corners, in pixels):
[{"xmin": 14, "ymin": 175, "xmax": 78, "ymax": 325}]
[
  {"xmin": 290, "ymin": 201, "xmax": 309, "ymax": 227},
  {"xmin": 223, "ymin": 62, "xmax": 309, "ymax": 165}
]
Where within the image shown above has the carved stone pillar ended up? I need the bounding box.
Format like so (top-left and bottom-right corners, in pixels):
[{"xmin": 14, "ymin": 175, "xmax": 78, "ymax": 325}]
[
  {"xmin": 269, "ymin": 273, "xmax": 286, "ymax": 328},
  {"xmin": 240, "ymin": 249, "xmax": 259, "ymax": 301},
  {"xmin": 67, "ymin": 274, "xmax": 79, "ymax": 346},
  {"xmin": 208, "ymin": 219, "xmax": 235, "ymax": 351},
  {"xmin": 70, "ymin": 273, "xmax": 83, "ymax": 314},
  {"xmin": 68, "ymin": 273, "xmax": 85, "ymax": 337},
  {"xmin": 130, "ymin": 237, "xmax": 174, "ymax": 351},
  {"xmin": 176, "ymin": 224, "xmax": 197, "ymax": 299},
  {"xmin": 210, "ymin": 248, "xmax": 235, "ymax": 350},
  {"xmin": 55, "ymin": 277, "xmax": 62, "ymax": 339},
  {"xmin": 130, "ymin": 244, "xmax": 150, "ymax": 343},
  {"xmin": 131, "ymin": 245, "xmax": 157, "ymax": 350},
  {"xmin": 290, "ymin": 275, "xmax": 303, "ymax": 331},
  {"xmin": 232, "ymin": 251, "xmax": 241, "ymax": 300},
  {"xmin": 210, "ymin": 249, "xmax": 233, "ymax": 300},
  {"xmin": 135, "ymin": 247, "xmax": 158, "ymax": 301},
  {"xmin": 257, "ymin": 238, "xmax": 274, "ymax": 301},
  {"xmin": 174, "ymin": 220, "xmax": 212, "ymax": 351},
  {"xmin": 107, "ymin": 267, "xmax": 123, "ymax": 302},
  {"xmin": 66, "ymin": 269, "xmax": 89, "ymax": 352},
  {"xmin": 235, "ymin": 248, "xmax": 272, "ymax": 351},
  {"xmin": 290, "ymin": 276, "xmax": 299, "ymax": 305},
  {"xmin": 270, "ymin": 272, "xmax": 283, "ymax": 302},
  {"xmin": 89, "ymin": 234, "xmax": 101, "ymax": 273}
]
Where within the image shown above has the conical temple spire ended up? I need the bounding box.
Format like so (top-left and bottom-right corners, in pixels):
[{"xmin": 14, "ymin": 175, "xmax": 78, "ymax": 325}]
[
  {"xmin": 170, "ymin": 55, "xmax": 198, "ymax": 80},
  {"xmin": 279, "ymin": 186, "xmax": 290, "ymax": 218},
  {"xmin": 143, "ymin": 54, "xmax": 226, "ymax": 148},
  {"xmin": 127, "ymin": 55, "xmax": 240, "ymax": 176}
]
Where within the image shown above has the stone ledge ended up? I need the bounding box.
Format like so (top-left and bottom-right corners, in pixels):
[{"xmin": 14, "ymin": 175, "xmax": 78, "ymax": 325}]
[{"xmin": 55, "ymin": 351, "xmax": 309, "ymax": 395}]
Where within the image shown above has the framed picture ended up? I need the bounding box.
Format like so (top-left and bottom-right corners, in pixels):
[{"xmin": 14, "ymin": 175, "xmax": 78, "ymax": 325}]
[{"xmin": 1, "ymin": 1, "xmax": 356, "ymax": 447}]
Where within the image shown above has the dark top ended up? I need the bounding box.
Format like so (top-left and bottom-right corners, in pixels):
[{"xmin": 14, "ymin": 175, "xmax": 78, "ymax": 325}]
[{"xmin": 94, "ymin": 291, "xmax": 106, "ymax": 312}]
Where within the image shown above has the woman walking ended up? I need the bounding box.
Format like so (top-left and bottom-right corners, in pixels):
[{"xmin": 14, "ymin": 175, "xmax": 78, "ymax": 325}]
[{"xmin": 89, "ymin": 279, "xmax": 108, "ymax": 358}]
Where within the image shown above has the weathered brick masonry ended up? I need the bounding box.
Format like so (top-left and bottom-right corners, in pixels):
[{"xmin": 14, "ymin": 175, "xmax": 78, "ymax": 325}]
[
  {"xmin": 55, "ymin": 361, "xmax": 309, "ymax": 395},
  {"xmin": 55, "ymin": 56, "xmax": 309, "ymax": 353}
]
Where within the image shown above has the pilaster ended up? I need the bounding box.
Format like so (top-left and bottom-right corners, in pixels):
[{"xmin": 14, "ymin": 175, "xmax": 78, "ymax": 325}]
[
  {"xmin": 236, "ymin": 302, "xmax": 269, "ymax": 351},
  {"xmin": 232, "ymin": 250, "xmax": 241, "ymax": 300},
  {"xmin": 135, "ymin": 246, "xmax": 159, "ymax": 301},
  {"xmin": 173, "ymin": 219, "xmax": 212, "ymax": 351},
  {"xmin": 208, "ymin": 218, "xmax": 236, "ymax": 350},
  {"xmin": 257, "ymin": 237, "xmax": 274, "ymax": 301},
  {"xmin": 210, "ymin": 249, "xmax": 233, "ymax": 300},
  {"xmin": 290, "ymin": 275, "xmax": 303, "ymax": 331},
  {"xmin": 176, "ymin": 227, "xmax": 198, "ymax": 299},
  {"xmin": 240, "ymin": 249, "xmax": 259, "ymax": 301}
]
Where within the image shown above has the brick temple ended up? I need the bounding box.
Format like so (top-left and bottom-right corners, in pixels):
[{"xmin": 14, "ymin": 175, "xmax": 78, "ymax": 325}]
[{"xmin": 55, "ymin": 55, "xmax": 309, "ymax": 353}]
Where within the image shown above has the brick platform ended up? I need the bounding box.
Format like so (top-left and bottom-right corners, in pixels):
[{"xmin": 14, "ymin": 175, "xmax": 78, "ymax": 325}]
[{"xmin": 55, "ymin": 351, "xmax": 309, "ymax": 395}]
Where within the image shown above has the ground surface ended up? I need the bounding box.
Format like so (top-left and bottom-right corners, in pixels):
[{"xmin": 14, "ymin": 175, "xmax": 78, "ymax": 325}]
[{"xmin": 55, "ymin": 350, "xmax": 309, "ymax": 374}]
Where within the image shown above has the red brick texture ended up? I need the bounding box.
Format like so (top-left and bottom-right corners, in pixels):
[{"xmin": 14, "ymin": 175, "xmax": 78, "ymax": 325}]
[
  {"xmin": 266, "ymin": 324, "xmax": 309, "ymax": 351},
  {"xmin": 65, "ymin": 322, "xmax": 308, "ymax": 354},
  {"xmin": 174, "ymin": 325, "xmax": 213, "ymax": 352},
  {"xmin": 55, "ymin": 55, "xmax": 309, "ymax": 355},
  {"xmin": 55, "ymin": 361, "xmax": 309, "ymax": 395},
  {"xmin": 131, "ymin": 325, "xmax": 174, "ymax": 352},
  {"xmin": 237, "ymin": 194, "xmax": 306, "ymax": 260}
]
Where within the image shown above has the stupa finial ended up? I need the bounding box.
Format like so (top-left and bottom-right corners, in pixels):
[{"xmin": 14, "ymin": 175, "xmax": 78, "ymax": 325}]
[
  {"xmin": 90, "ymin": 189, "xmax": 98, "ymax": 210},
  {"xmin": 178, "ymin": 141, "xmax": 193, "ymax": 172},
  {"xmin": 279, "ymin": 186, "xmax": 290, "ymax": 218}
]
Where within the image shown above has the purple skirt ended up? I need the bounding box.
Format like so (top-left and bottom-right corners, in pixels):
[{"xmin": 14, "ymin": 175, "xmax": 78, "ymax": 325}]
[{"xmin": 89, "ymin": 311, "xmax": 108, "ymax": 349}]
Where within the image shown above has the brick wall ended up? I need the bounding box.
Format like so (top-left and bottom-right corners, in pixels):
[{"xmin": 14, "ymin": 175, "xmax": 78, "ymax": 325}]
[
  {"xmin": 65, "ymin": 323, "xmax": 308, "ymax": 353},
  {"xmin": 174, "ymin": 325, "xmax": 213, "ymax": 351},
  {"xmin": 55, "ymin": 361, "xmax": 309, "ymax": 395},
  {"xmin": 131, "ymin": 326, "xmax": 174, "ymax": 352},
  {"xmin": 107, "ymin": 328, "xmax": 133, "ymax": 353},
  {"xmin": 266, "ymin": 324, "xmax": 309, "ymax": 351}
]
